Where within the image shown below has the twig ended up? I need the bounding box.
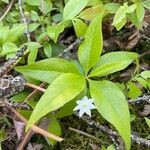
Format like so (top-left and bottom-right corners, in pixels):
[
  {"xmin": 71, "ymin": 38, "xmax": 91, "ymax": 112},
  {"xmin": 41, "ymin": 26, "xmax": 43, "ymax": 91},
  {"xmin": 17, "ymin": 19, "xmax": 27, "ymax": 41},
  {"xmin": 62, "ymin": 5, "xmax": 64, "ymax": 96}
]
[
  {"xmin": 25, "ymin": 82, "xmax": 46, "ymax": 93},
  {"xmin": 140, "ymin": 33, "xmax": 150, "ymax": 41},
  {"xmin": 0, "ymin": 46, "xmax": 27, "ymax": 78},
  {"xmin": 0, "ymin": 78, "xmax": 46, "ymax": 100},
  {"xmin": 0, "ymin": 0, "xmax": 16, "ymax": 21},
  {"xmin": 131, "ymin": 134, "xmax": 150, "ymax": 146},
  {"xmin": 128, "ymin": 95, "xmax": 150, "ymax": 104},
  {"xmin": 23, "ymin": 82, "xmax": 47, "ymax": 103},
  {"xmin": 69, "ymin": 127, "xmax": 106, "ymax": 145},
  {"xmin": 58, "ymin": 37, "xmax": 84, "ymax": 57},
  {"xmin": 22, "ymin": 85, "xmax": 150, "ymax": 111},
  {"xmin": 2, "ymin": 102, "xmax": 63, "ymax": 142},
  {"xmin": 22, "ymin": 85, "xmax": 150, "ymax": 106},
  {"xmin": 7, "ymin": 100, "xmax": 30, "ymax": 109},
  {"xmin": 18, "ymin": 0, "xmax": 31, "ymax": 42},
  {"xmin": 17, "ymin": 129, "xmax": 33, "ymax": 150},
  {"xmin": 0, "ymin": 76, "xmax": 25, "ymax": 99},
  {"xmin": 79, "ymin": 115, "xmax": 150, "ymax": 147}
]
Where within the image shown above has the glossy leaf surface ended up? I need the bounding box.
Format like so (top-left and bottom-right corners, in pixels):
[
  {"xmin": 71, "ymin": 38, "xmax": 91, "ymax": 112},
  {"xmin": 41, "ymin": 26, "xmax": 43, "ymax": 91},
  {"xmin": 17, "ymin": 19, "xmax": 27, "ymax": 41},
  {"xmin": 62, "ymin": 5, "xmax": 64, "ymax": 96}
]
[
  {"xmin": 89, "ymin": 52, "xmax": 138, "ymax": 77},
  {"xmin": 78, "ymin": 13, "xmax": 103, "ymax": 74},
  {"xmin": 89, "ymin": 80, "xmax": 131, "ymax": 150},
  {"xmin": 16, "ymin": 58, "xmax": 82, "ymax": 83},
  {"xmin": 63, "ymin": 0, "xmax": 89, "ymax": 20},
  {"xmin": 27, "ymin": 73, "xmax": 85, "ymax": 129}
]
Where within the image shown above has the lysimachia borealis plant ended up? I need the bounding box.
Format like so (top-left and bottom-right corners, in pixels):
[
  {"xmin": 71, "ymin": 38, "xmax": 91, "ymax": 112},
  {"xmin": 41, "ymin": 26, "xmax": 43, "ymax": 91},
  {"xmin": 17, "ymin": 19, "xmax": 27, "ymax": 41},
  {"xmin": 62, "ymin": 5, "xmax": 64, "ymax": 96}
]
[{"xmin": 16, "ymin": 1, "xmax": 139, "ymax": 149}]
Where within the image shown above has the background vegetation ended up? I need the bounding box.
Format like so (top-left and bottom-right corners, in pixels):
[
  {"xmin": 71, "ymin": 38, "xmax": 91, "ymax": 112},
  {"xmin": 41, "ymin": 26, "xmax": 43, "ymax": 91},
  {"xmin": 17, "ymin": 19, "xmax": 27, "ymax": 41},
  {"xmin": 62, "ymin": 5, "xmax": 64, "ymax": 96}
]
[{"xmin": 0, "ymin": 0, "xmax": 150, "ymax": 149}]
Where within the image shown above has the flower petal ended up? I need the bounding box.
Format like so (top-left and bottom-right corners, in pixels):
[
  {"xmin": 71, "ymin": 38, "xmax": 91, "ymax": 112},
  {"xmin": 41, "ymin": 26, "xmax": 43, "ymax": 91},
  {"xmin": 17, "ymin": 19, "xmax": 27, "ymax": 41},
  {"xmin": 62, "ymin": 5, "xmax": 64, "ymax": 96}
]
[
  {"xmin": 85, "ymin": 109, "xmax": 91, "ymax": 117},
  {"xmin": 73, "ymin": 96, "xmax": 96, "ymax": 117}
]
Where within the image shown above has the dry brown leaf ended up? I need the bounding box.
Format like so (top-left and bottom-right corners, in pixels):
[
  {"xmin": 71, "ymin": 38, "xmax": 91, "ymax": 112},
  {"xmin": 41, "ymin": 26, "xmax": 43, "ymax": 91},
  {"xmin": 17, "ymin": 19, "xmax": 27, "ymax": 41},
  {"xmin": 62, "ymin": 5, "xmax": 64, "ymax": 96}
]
[
  {"xmin": 115, "ymin": 29, "xmax": 140, "ymax": 50},
  {"xmin": 27, "ymin": 143, "xmax": 43, "ymax": 150},
  {"xmin": 125, "ymin": 30, "xmax": 140, "ymax": 50},
  {"xmin": 13, "ymin": 119, "xmax": 25, "ymax": 140}
]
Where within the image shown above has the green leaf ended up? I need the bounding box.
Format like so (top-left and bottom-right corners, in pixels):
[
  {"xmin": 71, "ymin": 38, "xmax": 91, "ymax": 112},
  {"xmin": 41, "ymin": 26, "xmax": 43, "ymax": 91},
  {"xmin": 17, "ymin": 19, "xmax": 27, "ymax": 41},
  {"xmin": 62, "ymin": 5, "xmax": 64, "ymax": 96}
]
[
  {"xmin": 113, "ymin": 3, "xmax": 136, "ymax": 29},
  {"xmin": 10, "ymin": 91, "xmax": 29, "ymax": 103},
  {"xmin": 142, "ymin": 0, "xmax": 150, "ymax": 9},
  {"xmin": 15, "ymin": 58, "xmax": 83, "ymax": 83},
  {"xmin": 104, "ymin": 3, "xmax": 121, "ymax": 14},
  {"xmin": 145, "ymin": 117, "xmax": 150, "ymax": 128},
  {"xmin": 89, "ymin": 80, "xmax": 131, "ymax": 150},
  {"xmin": 1, "ymin": 0, "xmax": 9, "ymax": 3},
  {"xmin": 136, "ymin": 3, "xmax": 145, "ymax": 22},
  {"xmin": 78, "ymin": 13, "xmax": 103, "ymax": 74},
  {"xmin": 55, "ymin": 92, "xmax": 86, "ymax": 118},
  {"xmin": 63, "ymin": 0, "xmax": 89, "ymax": 20},
  {"xmin": 89, "ymin": 52, "xmax": 138, "ymax": 77},
  {"xmin": 128, "ymin": 4, "xmax": 137, "ymax": 13},
  {"xmin": 26, "ymin": 42, "xmax": 42, "ymax": 64},
  {"xmin": 0, "ymin": 42, "xmax": 18, "ymax": 56},
  {"xmin": 28, "ymin": 49, "xmax": 38, "ymax": 64},
  {"xmin": 51, "ymin": 43, "xmax": 64, "ymax": 57},
  {"xmin": 113, "ymin": 3, "xmax": 129, "ymax": 26},
  {"xmin": 130, "ymin": 115, "xmax": 136, "ymax": 122},
  {"xmin": 114, "ymin": 17, "xmax": 127, "ymax": 31},
  {"xmin": 148, "ymin": 81, "xmax": 150, "ymax": 89},
  {"xmin": 88, "ymin": 0, "xmax": 102, "ymax": 6},
  {"xmin": 107, "ymin": 145, "xmax": 115, "ymax": 150},
  {"xmin": 134, "ymin": 76, "xmax": 148, "ymax": 89},
  {"xmin": 101, "ymin": 146, "xmax": 106, "ymax": 150},
  {"xmin": 55, "ymin": 99, "xmax": 76, "ymax": 118},
  {"xmin": 127, "ymin": 12, "xmax": 141, "ymax": 28},
  {"xmin": 39, "ymin": 0, "xmax": 52, "ymax": 15},
  {"xmin": 0, "ymin": 25, "xmax": 9, "ymax": 45},
  {"xmin": 26, "ymin": 42, "xmax": 42, "ymax": 50},
  {"xmin": 116, "ymin": 82, "xmax": 126, "ymax": 94},
  {"xmin": 47, "ymin": 20, "xmax": 71, "ymax": 42},
  {"xmin": 29, "ymin": 23, "xmax": 40, "ymax": 32},
  {"xmin": 127, "ymin": 81, "xmax": 142, "ymax": 99},
  {"xmin": 78, "ymin": 5, "xmax": 103, "ymax": 20},
  {"xmin": 30, "ymin": 11, "xmax": 40, "ymax": 21},
  {"xmin": 5, "ymin": 24, "xmax": 26, "ymax": 43},
  {"xmin": 52, "ymin": 14, "xmax": 63, "ymax": 23},
  {"xmin": 25, "ymin": 0, "xmax": 40, "ymax": 6},
  {"xmin": 19, "ymin": 110, "xmax": 32, "ymax": 120},
  {"xmin": 0, "ymin": 128, "xmax": 7, "ymax": 142},
  {"xmin": 44, "ymin": 43, "xmax": 52, "ymax": 58},
  {"xmin": 48, "ymin": 117, "xmax": 61, "ymax": 146},
  {"xmin": 134, "ymin": 71, "xmax": 150, "ymax": 89},
  {"xmin": 140, "ymin": 71, "xmax": 150, "ymax": 79},
  {"xmin": 26, "ymin": 73, "xmax": 85, "ymax": 129},
  {"xmin": 73, "ymin": 19, "xmax": 87, "ymax": 37}
]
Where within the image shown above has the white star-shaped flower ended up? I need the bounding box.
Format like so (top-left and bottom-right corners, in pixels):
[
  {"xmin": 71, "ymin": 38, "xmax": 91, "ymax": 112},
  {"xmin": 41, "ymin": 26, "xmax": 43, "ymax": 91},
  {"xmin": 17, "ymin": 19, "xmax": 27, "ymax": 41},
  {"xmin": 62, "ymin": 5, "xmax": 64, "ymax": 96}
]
[{"xmin": 73, "ymin": 96, "xmax": 96, "ymax": 117}]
